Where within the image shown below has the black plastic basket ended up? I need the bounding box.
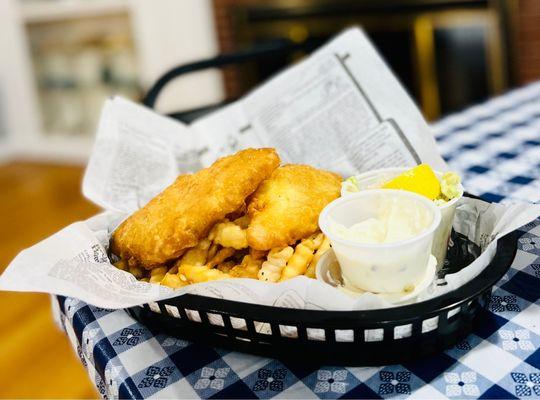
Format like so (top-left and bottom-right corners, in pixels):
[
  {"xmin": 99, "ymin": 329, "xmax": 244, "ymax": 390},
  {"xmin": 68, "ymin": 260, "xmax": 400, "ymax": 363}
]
[
  {"xmin": 126, "ymin": 224, "xmax": 518, "ymax": 366},
  {"xmin": 133, "ymin": 56, "xmax": 519, "ymax": 365}
]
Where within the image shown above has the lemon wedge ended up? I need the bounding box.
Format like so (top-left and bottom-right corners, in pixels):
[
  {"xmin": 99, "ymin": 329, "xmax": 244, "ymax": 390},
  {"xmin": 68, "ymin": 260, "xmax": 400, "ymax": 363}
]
[{"xmin": 382, "ymin": 164, "xmax": 441, "ymax": 200}]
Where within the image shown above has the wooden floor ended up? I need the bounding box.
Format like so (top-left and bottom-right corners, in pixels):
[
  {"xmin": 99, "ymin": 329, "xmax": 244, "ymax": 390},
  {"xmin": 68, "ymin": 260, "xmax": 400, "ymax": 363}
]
[{"xmin": 0, "ymin": 162, "xmax": 99, "ymax": 398}]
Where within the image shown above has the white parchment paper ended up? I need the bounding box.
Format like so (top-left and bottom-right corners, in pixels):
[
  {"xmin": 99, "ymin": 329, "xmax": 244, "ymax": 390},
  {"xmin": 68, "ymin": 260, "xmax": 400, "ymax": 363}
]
[{"xmin": 0, "ymin": 198, "xmax": 538, "ymax": 310}]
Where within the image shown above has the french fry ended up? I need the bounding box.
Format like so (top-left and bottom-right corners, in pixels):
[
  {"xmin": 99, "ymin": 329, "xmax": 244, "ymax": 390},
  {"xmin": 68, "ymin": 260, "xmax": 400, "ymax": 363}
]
[
  {"xmin": 183, "ymin": 265, "xmax": 230, "ymax": 283},
  {"xmin": 177, "ymin": 240, "xmax": 211, "ymax": 282},
  {"xmin": 175, "ymin": 240, "xmax": 232, "ymax": 283},
  {"xmin": 207, "ymin": 242, "xmax": 219, "ymax": 261},
  {"xmin": 128, "ymin": 265, "xmax": 145, "ymax": 279},
  {"xmin": 258, "ymin": 246, "xmax": 294, "ymax": 282},
  {"xmin": 206, "ymin": 247, "xmax": 235, "ymax": 268},
  {"xmin": 216, "ymin": 260, "xmax": 235, "ymax": 273},
  {"xmin": 149, "ymin": 275, "xmax": 164, "ymax": 284},
  {"xmin": 176, "ymin": 240, "xmax": 211, "ymax": 271},
  {"xmin": 209, "ymin": 220, "xmax": 248, "ymax": 249},
  {"xmin": 249, "ymin": 248, "xmax": 267, "ymax": 260},
  {"xmin": 150, "ymin": 266, "xmax": 168, "ymax": 276},
  {"xmin": 114, "ymin": 259, "xmax": 127, "ymax": 271},
  {"xmin": 124, "ymin": 209, "xmax": 329, "ymax": 287},
  {"xmin": 280, "ymin": 233, "xmax": 324, "ymax": 281},
  {"xmin": 149, "ymin": 266, "xmax": 168, "ymax": 283},
  {"xmin": 305, "ymin": 235, "xmax": 330, "ymax": 278},
  {"xmin": 160, "ymin": 273, "xmax": 186, "ymax": 288},
  {"xmin": 230, "ymin": 255, "xmax": 262, "ymax": 279}
]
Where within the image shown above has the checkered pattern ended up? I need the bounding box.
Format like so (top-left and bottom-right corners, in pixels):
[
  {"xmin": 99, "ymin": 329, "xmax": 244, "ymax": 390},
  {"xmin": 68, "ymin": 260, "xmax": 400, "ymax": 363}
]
[
  {"xmin": 433, "ymin": 81, "xmax": 540, "ymax": 204},
  {"xmin": 54, "ymin": 84, "xmax": 540, "ymax": 399}
]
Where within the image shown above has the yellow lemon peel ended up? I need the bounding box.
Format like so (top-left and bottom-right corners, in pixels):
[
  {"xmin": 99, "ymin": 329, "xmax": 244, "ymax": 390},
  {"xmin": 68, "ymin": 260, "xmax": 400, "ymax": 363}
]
[{"xmin": 382, "ymin": 164, "xmax": 441, "ymax": 200}]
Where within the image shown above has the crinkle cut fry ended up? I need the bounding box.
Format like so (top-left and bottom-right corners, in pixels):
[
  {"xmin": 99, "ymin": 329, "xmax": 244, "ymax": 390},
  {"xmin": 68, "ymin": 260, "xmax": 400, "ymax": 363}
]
[
  {"xmin": 120, "ymin": 227, "xmax": 327, "ymax": 285},
  {"xmin": 229, "ymin": 255, "xmax": 263, "ymax": 279},
  {"xmin": 206, "ymin": 247, "xmax": 236, "ymax": 269},
  {"xmin": 280, "ymin": 233, "xmax": 324, "ymax": 281},
  {"xmin": 176, "ymin": 240, "xmax": 211, "ymax": 269},
  {"xmin": 176, "ymin": 240, "xmax": 209, "ymax": 282},
  {"xmin": 149, "ymin": 266, "xmax": 168, "ymax": 284},
  {"xmin": 114, "ymin": 259, "xmax": 145, "ymax": 280},
  {"xmin": 216, "ymin": 261, "xmax": 235, "ymax": 273},
  {"xmin": 185, "ymin": 266, "xmax": 230, "ymax": 283},
  {"xmin": 161, "ymin": 273, "xmax": 186, "ymax": 288},
  {"xmin": 258, "ymin": 246, "xmax": 294, "ymax": 282},
  {"xmin": 173, "ymin": 240, "xmax": 234, "ymax": 283},
  {"xmin": 305, "ymin": 235, "xmax": 330, "ymax": 278}
]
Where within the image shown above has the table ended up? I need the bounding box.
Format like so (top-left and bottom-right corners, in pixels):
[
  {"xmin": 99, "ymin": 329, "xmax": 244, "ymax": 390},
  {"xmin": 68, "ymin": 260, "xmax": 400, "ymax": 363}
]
[{"xmin": 53, "ymin": 82, "xmax": 540, "ymax": 399}]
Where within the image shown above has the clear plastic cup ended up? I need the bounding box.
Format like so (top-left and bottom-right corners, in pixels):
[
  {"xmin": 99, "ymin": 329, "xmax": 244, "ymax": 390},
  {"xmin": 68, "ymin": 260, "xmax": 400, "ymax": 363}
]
[
  {"xmin": 341, "ymin": 168, "xmax": 463, "ymax": 270},
  {"xmin": 319, "ymin": 190, "xmax": 441, "ymax": 294}
]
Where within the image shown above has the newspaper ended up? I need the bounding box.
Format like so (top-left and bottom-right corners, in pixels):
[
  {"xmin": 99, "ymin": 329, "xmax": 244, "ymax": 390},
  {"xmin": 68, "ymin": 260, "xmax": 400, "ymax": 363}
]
[
  {"xmin": 194, "ymin": 29, "xmax": 445, "ymax": 175},
  {"xmin": 1, "ymin": 27, "xmax": 539, "ymax": 311},
  {"xmin": 83, "ymin": 28, "xmax": 446, "ymax": 214}
]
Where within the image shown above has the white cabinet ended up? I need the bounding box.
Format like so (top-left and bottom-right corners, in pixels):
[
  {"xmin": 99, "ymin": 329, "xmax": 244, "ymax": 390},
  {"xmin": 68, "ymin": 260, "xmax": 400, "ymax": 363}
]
[{"xmin": 0, "ymin": 0, "xmax": 223, "ymax": 163}]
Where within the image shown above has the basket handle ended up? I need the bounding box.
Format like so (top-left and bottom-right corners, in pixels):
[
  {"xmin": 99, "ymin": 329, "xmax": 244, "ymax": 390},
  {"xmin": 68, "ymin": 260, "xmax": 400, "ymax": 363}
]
[{"xmin": 142, "ymin": 39, "xmax": 313, "ymax": 109}]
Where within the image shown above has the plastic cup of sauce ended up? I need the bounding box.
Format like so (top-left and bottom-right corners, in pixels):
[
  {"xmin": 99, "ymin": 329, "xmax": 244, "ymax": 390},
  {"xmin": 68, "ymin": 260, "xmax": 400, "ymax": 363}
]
[
  {"xmin": 319, "ymin": 189, "xmax": 441, "ymax": 294},
  {"xmin": 341, "ymin": 167, "xmax": 463, "ymax": 270}
]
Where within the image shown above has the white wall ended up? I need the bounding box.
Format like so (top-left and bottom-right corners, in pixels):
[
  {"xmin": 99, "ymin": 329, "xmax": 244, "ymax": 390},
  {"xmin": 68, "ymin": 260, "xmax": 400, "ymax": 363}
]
[
  {"xmin": 0, "ymin": 0, "xmax": 42, "ymax": 157},
  {"xmin": 0, "ymin": 0, "xmax": 223, "ymax": 163},
  {"xmin": 130, "ymin": 0, "xmax": 224, "ymax": 114}
]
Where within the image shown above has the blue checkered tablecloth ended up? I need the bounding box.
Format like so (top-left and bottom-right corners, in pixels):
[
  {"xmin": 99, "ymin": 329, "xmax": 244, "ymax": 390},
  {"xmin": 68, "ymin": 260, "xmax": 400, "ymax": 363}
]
[
  {"xmin": 432, "ymin": 82, "xmax": 540, "ymax": 204},
  {"xmin": 53, "ymin": 83, "xmax": 540, "ymax": 399}
]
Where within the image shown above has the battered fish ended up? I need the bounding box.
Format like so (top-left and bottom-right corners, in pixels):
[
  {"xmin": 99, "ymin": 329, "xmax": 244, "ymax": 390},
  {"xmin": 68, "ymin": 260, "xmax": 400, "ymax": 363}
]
[
  {"xmin": 247, "ymin": 164, "xmax": 341, "ymax": 250},
  {"xmin": 111, "ymin": 148, "xmax": 280, "ymax": 268}
]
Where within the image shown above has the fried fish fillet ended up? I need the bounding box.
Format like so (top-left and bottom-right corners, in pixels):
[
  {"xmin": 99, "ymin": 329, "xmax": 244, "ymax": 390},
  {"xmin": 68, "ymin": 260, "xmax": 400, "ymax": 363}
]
[
  {"xmin": 246, "ymin": 164, "xmax": 341, "ymax": 250},
  {"xmin": 111, "ymin": 148, "xmax": 280, "ymax": 268}
]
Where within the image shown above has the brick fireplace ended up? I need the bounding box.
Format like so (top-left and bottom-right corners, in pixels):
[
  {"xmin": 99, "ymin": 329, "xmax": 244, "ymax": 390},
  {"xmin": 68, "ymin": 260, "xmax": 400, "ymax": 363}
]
[{"xmin": 213, "ymin": 0, "xmax": 536, "ymax": 120}]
